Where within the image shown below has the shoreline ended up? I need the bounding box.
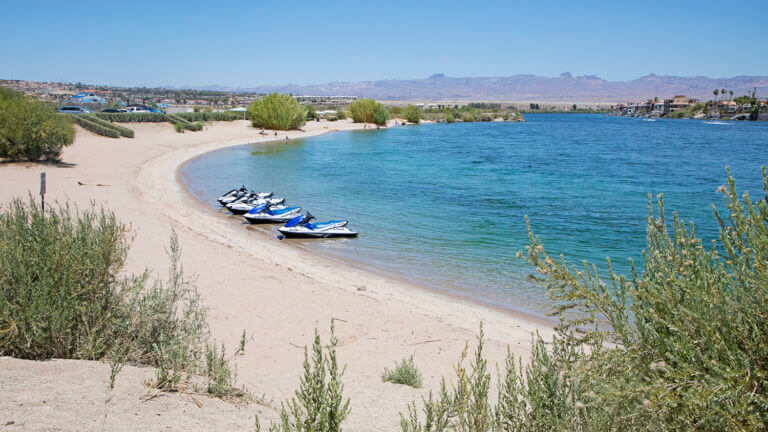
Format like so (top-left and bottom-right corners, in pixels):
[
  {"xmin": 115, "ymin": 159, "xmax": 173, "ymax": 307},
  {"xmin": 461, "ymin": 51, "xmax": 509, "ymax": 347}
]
[
  {"xmin": 1, "ymin": 119, "xmax": 553, "ymax": 430},
  {"xmin": 176, "ymin": 137, "xmax": 556, "ymax": 329}
]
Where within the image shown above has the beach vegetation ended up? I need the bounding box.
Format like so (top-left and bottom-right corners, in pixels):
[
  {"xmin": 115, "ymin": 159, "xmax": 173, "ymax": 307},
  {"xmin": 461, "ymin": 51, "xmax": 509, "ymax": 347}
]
[
  {"xmin": 0, "ymin": 196, "xmax": 245, "ymax": 400},
  {"xmin": 305, "ymin": 105, "xmax": 317, "ymax": 120},
  {"xmin": 0, "ymin": 88, "xmax": 75, "ymax": 161},
  {"xmin": 403, "ymin": 105, "xmax": 421, "ymax": 124},
  {"xmin": 389, "ymin": 106, "xmax": 404, "ymax": 116},
  {"xmin": 247, "ymin": 93, "xmax": 307, "ymax": 130},
  {"xmin": 348, "ymin": 98, "xmax": 389, "ymax": 125},
  {"xmin": 382, "ymin": 355, "xmax": 423, "ymax": 388},
  {"xmin": 174, "ymin": 122, "xmax": 185, "ymax": 133},
  {"xmin": 83, "ymin": 114, "xmax": 134, "ymax": 138},
  {"xmin": 402, "ymin": 168, "xmax": 768, "ymax": 431},
  {"xmin": 175, "ymin": 111, "xmax": 243, "ymax": 122},
  {"xmin": 336, "ymin": 110, "xmax": 347, "ymax": 120},
  {"xmin": 71, "ymin": 114, "xmax": 122, "ymax": 138},
  {"xmin": 260, "ymin": 321, "xmax": 350, "ymax": 432}
]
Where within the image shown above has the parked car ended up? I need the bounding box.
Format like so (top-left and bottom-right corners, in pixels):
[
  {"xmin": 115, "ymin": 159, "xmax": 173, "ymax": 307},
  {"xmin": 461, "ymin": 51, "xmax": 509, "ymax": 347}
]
[
  {"xmin": 101, "ymin": 108, "xmax": 128, "ymax": 113},
  {"xmin": 126, "ymin": 106, "xmax": 150, "ymax": 113},
  {"xmin": 57, "ymin": 106, "xmax": 91, "ymax": 114}
]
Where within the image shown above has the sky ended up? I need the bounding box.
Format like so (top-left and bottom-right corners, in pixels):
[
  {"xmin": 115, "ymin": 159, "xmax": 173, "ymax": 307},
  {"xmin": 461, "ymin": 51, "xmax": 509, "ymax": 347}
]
[{"xmin": 1, "ymin": 0, "xmax": 766, "ymax": 87}]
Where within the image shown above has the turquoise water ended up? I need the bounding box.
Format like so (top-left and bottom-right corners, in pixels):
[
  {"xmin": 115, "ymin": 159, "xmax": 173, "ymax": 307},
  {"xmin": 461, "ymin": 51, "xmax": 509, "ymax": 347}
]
[{"xmin": 181, "ymin": 115, "xmax": 768, "ymax": 316}]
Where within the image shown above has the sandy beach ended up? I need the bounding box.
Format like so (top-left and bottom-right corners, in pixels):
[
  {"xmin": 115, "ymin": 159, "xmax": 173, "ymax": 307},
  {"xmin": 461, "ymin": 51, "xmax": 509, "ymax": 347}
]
[{"xmin": 0, "ymin": 119, "xmax": 552, "ymax": 431}]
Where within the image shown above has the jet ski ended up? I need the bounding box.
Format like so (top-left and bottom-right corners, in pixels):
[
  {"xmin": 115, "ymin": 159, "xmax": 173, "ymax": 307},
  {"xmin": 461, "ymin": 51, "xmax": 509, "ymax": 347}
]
[
  {"xmin": 223, "ymin": 190, "xmax": 274, "ymax": 206},
  {"xmin": 226, "ymin": 196, "xmax": 286, "ymax": 214},
  {"xmin": 277, "ymin": 213, "xmax": 358, "ymax": 238},
  {"xmin": 217, "ymin": 185, "xmax": 248, "ymax": 205},
  {"xmin": 243, "ymin": 203, "xmax": 302, "ymax": 223}
]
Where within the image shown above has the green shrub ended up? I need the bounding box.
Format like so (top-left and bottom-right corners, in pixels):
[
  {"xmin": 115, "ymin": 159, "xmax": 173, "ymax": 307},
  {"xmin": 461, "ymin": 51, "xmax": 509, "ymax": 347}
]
[
  {"xmin": 174, "ymin": 122, "xmax": 184, "ymax": 133},
  {"xmin": 95, "ymin": 112, "xmax": 168, "ymax": 123},
  {"xmin": 336, "ymin": 110, "xmax": 347, "ymax": 120},
  {"xmin": 389, "ymin": 106, "xmax": 404, "ymax": 116},
  {"xmin": 166, "ymin": 114, "xmax": 191, "ymax": 125},
  {"xmin": 306, "ymin": 105, "xmax": 317, "ymax": 120},
  {"xmin": 0, "ymin": 88, "xmax": 75, "ymax": 161},
  {"xmin": 403, "ymin": 105, "xmax": 421, "ymax": 124},
  {"xmin": 445, "ymin": 114, "xmax": 455, "ymax": 123},
  {"xmin": 348, "ymin": 98, "xmax": 389, "ymax": 125},
  {"xmin": 71, "ymin": 114, "xmax": 121, "ymax": 138},
  {"xmin": 403, "ymin": 168, "xmax": 768, "ymax": 431},
  {"xmin": 0, "ymin": 197, "xmax": 130, "ymax": 359},
  {"xmin": 461, "ymin": 113, "xmax": 475, "ymax": 122},
  {"xmin": 247, "ymin": 93, "xmax": 307, "ymax": 130},
  {"xmin": 261, "ymin": 321, "xmax": 349, "ymax": 432},
  {"xmin": 82, "ymin": 115, "xmax": 134, "ymax": 138},
  {"xmin": 382, "ymin": 355, "xmax": 422, "ymax": 388},
  {"xmin": 0, "ymin": 196, "xmax": 243, "ymax": 399},
  {"xmin": 175, "ymin": 111, "xmax": 242, "ymax": 122}
]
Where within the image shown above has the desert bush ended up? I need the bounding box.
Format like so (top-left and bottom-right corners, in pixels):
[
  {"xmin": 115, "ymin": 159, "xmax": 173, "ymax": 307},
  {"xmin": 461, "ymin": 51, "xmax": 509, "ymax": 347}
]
[
  {"xmin": 404, "ymin": 105, "xmax": 421, "ymax": 124},
  {"xmin": 175, "ymin": 111, "xmax": 242, "ymax": 122},
  {"xmin": 461, "ymin": 113, "xmax": 475, "ymax": 122},
  {"xmin": 94, "ymin": 112, "xmax": 168, "ymax": 123},
  {"xmin": 348, "ymin": 98, "xmax": 389, "ymax": 125},
  {"xmin": 166, "ymin": 114, "xmax": 191, "ymax": 125},
  {"xmin": 71, "ymin": 114, "xmax": 121, "ymax": 138},
  {"xmin": 247, "ymin": 93, "xmax": 307, "ymax": 130},
  {"xmin": 174, "ymin": 122, "xmax": 185, "ymax": 133},
  {"xmin": 382, "ymin": 355, "xmax": 422, "ymax": 388},
  {"xmin": 389, "ymin": 106, "xmax": 404, "ymax": 116},
  {"xmin": 260, "ymin": 321, "xmax": 349, "ymax": 432},
  {"xmin": 0, "ymin": 88, "xmax": 75, "ymax": 161},
  {"xmin": 336, "ymin": 110, "xmax": 347, "ymax": 120},
  {"xmin": 445, "ymin": 114, "xmax": 455, "ymax": 123},
  {"xmin": 0, "ymin": 197, "xmax": 243, "ymax": 399},
  {"xmin": 82, "ymin": 114, "xmax": 134, "ymax": 138},
  {"xmin": 402, "ymin": 168, "xmax": 768, "ymax": 431}
]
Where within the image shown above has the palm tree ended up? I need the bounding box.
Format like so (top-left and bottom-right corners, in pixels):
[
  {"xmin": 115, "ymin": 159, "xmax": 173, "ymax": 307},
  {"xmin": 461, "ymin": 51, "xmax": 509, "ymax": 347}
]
[{"xmin": 713, "ymin": 89, "xmax": 719, "ymax": 114}]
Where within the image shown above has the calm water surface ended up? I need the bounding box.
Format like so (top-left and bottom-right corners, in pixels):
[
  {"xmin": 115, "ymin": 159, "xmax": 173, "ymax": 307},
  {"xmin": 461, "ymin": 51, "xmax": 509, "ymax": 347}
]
[{"xmin": 181, "ymin": 115, "xmax": 768, "ymax": 316}]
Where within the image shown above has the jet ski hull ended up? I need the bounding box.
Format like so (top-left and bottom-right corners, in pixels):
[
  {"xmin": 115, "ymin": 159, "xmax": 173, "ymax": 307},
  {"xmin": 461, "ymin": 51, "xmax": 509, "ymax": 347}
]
[{"xmin": 278, "ymin": 228, "xmax": 358, "ymax": 238}]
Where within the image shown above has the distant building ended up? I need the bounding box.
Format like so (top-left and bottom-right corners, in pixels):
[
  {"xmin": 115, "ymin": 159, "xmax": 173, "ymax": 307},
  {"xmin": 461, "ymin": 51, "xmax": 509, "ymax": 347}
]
[
  {"xmin": 652, "ymin": 100, "xmax": 670, "ymax": 116},
  {"xmin": 668, "ymin": 95, "xmax": 698, "ymax": 112}
]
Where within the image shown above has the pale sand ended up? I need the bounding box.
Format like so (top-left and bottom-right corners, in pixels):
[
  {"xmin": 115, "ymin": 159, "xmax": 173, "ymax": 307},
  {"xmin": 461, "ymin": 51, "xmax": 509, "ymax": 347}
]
[{"xmin": 0, "ymin": 119, "xmax": 553, "ymax": 431}]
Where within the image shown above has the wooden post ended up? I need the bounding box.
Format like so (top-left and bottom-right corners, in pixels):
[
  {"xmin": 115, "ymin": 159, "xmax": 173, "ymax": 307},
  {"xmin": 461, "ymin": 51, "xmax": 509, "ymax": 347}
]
[{"xmin": 40, "ymin": 172, "xmax": 46, "ymax": 213}]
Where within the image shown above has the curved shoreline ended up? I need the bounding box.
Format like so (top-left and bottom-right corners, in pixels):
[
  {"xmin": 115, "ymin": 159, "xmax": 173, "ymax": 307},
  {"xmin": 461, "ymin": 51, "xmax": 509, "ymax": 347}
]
[
  {"xmin": 1, "ymin": 119, "xmax": 554, "ymax": 430},
  {"xmin": 176, "ymin": 136, "xmax": 555, "ymax": 328}
]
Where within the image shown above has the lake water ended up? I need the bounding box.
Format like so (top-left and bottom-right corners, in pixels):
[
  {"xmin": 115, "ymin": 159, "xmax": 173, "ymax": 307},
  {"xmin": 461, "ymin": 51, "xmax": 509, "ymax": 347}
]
[{"xmin": 181, "ymin": 115, "xmax": 768, "ymax": 316}]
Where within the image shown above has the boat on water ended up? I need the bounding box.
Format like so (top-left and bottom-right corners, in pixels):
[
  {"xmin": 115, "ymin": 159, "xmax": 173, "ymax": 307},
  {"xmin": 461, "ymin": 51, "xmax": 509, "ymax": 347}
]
[
  {"xmin": 226, "ymin": 196, "xmax": 286, "ymax": 214},
  {"xmin": 243, "ymin": 203, "xmax": 302, "ymax": 223},
  {"xmin": 217, "ymin": 186, "xmax": 248, "ymax": 205},
  {"xmin": 278, "ymin": 213, "xmax": 358, "ymax": 238}
]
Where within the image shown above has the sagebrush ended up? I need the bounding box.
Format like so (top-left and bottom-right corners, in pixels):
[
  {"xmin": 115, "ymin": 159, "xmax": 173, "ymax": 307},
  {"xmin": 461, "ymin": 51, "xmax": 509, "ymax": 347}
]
[
  {"xmin": 382, "ymin": 355, "xmax": 423, "ymax": 388},
  {"xmin": 0, "ymin": 196, "xmax": 243, "ymax": 399},
  {"xmin": 403, "ymin": 168, "xmax": 768, "ymax": 431}
]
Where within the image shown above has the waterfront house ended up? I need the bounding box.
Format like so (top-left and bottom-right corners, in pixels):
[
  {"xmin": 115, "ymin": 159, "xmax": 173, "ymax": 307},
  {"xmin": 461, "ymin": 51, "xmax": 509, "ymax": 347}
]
[
  {"xmin": 652, "ymin": 100, "xmax": 670, "ymax": 116},
  {"xmin": 668, "ymin": 95, "xmax": 698, "ymax": 112}
]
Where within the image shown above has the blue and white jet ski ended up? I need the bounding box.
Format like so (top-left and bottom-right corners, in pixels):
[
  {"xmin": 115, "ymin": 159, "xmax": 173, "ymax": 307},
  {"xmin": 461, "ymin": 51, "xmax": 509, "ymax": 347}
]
[
  {"xmin": 217, "ymin": 185, "xmax": 248, "ymax": 205},
  {"xmin": 226, "ymin": 196, "xmax": 286, "ymax": 214},
  {"xmin": 277, "ymin": 213, "xmax": 358, "ymax": 238},
  {"xmin": 243, "ymin": 203, "xmax": 302, "ymax": 223}
]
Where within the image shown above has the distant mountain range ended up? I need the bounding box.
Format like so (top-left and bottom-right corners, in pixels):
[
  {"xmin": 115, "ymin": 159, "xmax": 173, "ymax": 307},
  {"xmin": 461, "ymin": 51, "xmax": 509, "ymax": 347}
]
[{"xmin": 190, "ymin": 73, "xmax": 768, "ymax": 103}]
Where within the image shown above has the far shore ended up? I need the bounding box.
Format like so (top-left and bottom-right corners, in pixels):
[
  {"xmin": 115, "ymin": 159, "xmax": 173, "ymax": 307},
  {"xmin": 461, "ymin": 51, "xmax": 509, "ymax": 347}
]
[{"xmin": 0, "ymin": 118, "xmax": 552, "ymax": 430}]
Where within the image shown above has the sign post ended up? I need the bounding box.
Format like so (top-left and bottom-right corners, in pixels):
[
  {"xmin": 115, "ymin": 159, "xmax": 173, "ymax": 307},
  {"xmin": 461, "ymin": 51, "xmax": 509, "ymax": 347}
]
[{"xmin": 40, "ymin": 172, "xmax": 46, "ymax": 213}]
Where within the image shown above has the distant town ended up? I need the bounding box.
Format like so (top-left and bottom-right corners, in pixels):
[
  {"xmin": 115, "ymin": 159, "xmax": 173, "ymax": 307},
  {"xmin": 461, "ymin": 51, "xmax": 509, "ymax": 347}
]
[
  {"xmin": 613, "ymin": 92, "xmax": 767, "ymax": 120},
  {"xmin": 2, "ymin": 79, "xmax": 766, "ymax": 120}
]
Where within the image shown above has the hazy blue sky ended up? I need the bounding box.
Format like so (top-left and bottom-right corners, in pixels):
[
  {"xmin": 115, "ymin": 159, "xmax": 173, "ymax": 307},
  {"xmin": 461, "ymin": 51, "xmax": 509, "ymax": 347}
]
[{"xmin": 2, "ymin": 0, "xmax": 766, "ymax": 87}]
